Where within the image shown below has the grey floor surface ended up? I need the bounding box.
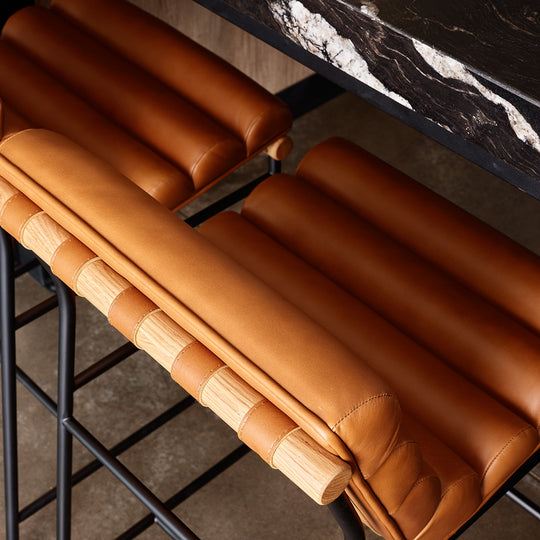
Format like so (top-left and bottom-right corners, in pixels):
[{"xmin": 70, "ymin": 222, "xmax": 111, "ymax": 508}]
[{"xmin": 1, "ymin": 92, "xmax": 539, "ymax": 539}]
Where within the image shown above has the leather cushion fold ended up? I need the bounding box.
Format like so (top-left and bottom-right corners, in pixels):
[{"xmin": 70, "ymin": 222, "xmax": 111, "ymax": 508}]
[{"xmin": 0, "ymin": 129, "xmax": 400, "ymax": 476}]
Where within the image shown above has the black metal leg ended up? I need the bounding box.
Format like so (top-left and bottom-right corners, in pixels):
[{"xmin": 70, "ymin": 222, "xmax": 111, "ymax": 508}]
[
  {"xmin": 54, "ymin": 277, "xmax": 76, "ymax": 540},
  {"xmin": 0, "ymin": 229, "xmax": 19, "ymax": 540},
  {"xmin": 268, "ymin": 156, "xmax": 281, "ymax": 175},
  {"xmin": 329, "ymin": 494, "xmax": 366, "ymax": 540}
]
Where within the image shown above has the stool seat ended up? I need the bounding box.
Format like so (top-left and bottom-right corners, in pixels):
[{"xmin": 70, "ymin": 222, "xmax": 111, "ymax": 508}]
[
  {"xmin": 0, "ymin": 131, "xmax": 538, "ymax": 539},
  {"xmin": 0, "ymin": 0, "xmax": 291, "ymax": 210},
  {"xmin": 200, "ymin": 138, "xmax": 540, "ymax": 539}
]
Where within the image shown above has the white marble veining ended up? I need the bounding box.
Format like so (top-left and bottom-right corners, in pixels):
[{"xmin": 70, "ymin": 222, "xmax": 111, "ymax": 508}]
[
  {"xmin": 270, "ymin": 0, "xmax": 412, "ymax": 109},
  {"xmin": 413, "ymin": 40, "xmax": 540, "ymax": 152}
]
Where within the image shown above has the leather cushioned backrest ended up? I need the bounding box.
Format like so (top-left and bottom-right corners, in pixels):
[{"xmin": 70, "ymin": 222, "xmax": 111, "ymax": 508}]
[
  {"xmin": 0, "ymin": 0, "xmax": 292, "ymax": 210},
  {"xmin": 0, "ymin": 40, "xmax": 193, "ymax": 207}
]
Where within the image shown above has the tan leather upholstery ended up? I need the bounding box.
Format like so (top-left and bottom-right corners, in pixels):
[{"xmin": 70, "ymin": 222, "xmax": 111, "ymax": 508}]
[
  {"xmin": 0, "ymin": 131, "xmax": 538, "ymax": 539},
  {"xmin": 0, "ymin": 0, "xmax": 291, "ymax": 210}
]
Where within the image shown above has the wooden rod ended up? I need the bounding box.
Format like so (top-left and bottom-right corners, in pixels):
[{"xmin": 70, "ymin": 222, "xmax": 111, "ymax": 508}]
[
  {"xmin": 0, "ymin": 176, "xmax": 351, "ymax": 504},
  {"xmin": 200, "ymin": 365, "xmax": 351, "ymax": 504},
  {"xmin": 264, "ymin": 136, "xmax": 293, "ymax": 161}
]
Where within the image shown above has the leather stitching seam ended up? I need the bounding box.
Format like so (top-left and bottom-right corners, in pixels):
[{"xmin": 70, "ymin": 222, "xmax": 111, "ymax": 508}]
[
  {"xmin": 480, "ymin": 426, "xmax": 536, "ymax": 483},
  {"xmin": 131, "ymin": 307, "xmax": 161, "ymax": 345},
  {"xmin": 331, "ymin": 393, "xmax": 395, "ymax": 430},
  {"xmin": 267, "ymin": 426, "xmax": 301, "ymax": 468},
  {"xmin": 50, "ymin": 236, "xmax": 82, "ymax": 287},
  {"xmin": 440, "ymin": 472, "xmax": 478, "ymax": 499},
  {"xmin": 189, "ymin": 137, "xmax": 240, "ymax": 183},
  {"xmin": 0, "ymin": 191, "xmax": 19, "ymax": 230},
  {"xmin": 237, "ymin": 398, "xmax": 267, "ymax": 442},
  {"xmin": 244, "ymin": 107, "xmax": 271, "ymax": 148},
  {"xmin": 196, "ymin": 363, "xmax": 227, "ymax": 402},
  {"xmin": 71, "ymin": 256, "xmax": 101, "ymax": 295},
  {"xmin": 390, "ymin": 472, "xmax": 438, "ymax": 515}
]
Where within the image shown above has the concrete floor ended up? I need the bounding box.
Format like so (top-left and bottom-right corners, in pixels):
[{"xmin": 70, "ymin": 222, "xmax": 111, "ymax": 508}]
[{"xmin": 1, "ymin": 92, "xmax": 540, "ymax": 539}]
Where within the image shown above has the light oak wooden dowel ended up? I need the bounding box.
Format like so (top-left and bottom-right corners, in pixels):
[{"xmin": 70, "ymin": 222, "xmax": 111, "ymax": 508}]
[
  {"xmin": 200, "ymin": 365, "xmax": 352, "ymax": 504},
  {"xmin": 0, "ymin": 177, "xmax": 352, "ymax": 504},
  {"xmin": 265, "ymin": 136, "xmax": 293, "ymax": 161}
]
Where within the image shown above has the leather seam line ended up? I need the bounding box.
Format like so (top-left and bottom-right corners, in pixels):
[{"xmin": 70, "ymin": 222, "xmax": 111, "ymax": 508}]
[
  {"xmin": 196, "ymin": 364, "xmax": 227, "ymax": 403},
  {"xmin": 440, "ymin": 472, "xmax": 478, "ymax": 499},
  {"xmin": 244, "ymin": 106, "xmax": 272, "ymax": 148},
  {"xmin": 268, "ymin": 427, "xmax": 301, "ymax": 468},
  {"xmin": 170, "ymin": 340, "xmax": 200, "ymax": 386},
  {"xmin": 132, "ymin": 307, "xmax": 161, "ymax": 346},
  {"xmin": 189, "ymin": 136, "xmax": 242, "ymax": 182},
  {"xmin": 480, "ymin": 425, "xmax": 537, "ymax": 483},
  {"xmin": 71, "ymin": 256, "xmax": 101, "ymax": 295},
  {"xmin": 237, "ymin": 399, "xmax": 267, "ymax": 442},
  {"xmin": 0, "ymin": 192, "xmax": 35, "ymax": 240},
  {"xmin": 18, "ymin": 209, "xmax": 46, "ymax": 247},
  {"xmin": 390, "ymin": 473, "xmax": 438, "ymax": 516},
  {"xmin": 330, "ymin": 393, "xmax": 395, "ymax": 431},
  {"xmin": 363, "ymin": 440, "xmax": 419, "ymax": 481},
  {"xmin": 107, "ymin": 285, "xmax": 136, "ymax": 327},
  {"xmin": 49, "ymin": 236, "xmax": 76, "ymax": 282}
]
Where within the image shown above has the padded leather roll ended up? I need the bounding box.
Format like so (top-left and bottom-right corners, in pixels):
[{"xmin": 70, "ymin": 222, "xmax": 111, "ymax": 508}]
[
  {"xmin": 0, "ymin": 42, "xmax": 192, "ymax": 208},
  {"xmin": 241, "ymin": 174, "xmax": 540, "ymax": 431},
  {"xmin": 2, "ymin": 8, "xmax": 245, "ymax": 189},
  {"xmin": 403, "ymin": 417, "xmax": 482, "ymax": 540},
  {"xmin": 50, "ymin": 0, "xmax": 292, "ymax": 155},
  {"xmin": 297, "ymin": 137, "xmax": 540, "ymax": 336},
  {"xmin": 200, "ymin": 211, "xmax": 539, "ymax": 496}
]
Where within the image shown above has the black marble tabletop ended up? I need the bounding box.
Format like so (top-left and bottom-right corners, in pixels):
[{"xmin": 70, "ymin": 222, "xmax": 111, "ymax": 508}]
[{"xmin": 196, "ymin": 0, "xmax": 540, "ymax": 195}]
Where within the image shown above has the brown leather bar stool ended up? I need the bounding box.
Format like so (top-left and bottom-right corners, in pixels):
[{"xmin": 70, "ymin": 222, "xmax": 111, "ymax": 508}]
[
  {"xmin": 0, "ymin": 0, "xmax": 292, "ymax": 211},
  {"xmin": 1, "ymin": 130, "xmax": 539, "ymax": 538},
  {"xmin": 0, "ymin": 130, "xmax": 351, "ymax": 537},
  {"xmin": 0, "ymin": 1, "xmax": 292, "ymax": 537}
]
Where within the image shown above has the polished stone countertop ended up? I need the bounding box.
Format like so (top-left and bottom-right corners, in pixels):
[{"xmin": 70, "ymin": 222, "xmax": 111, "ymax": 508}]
[{"xmin": 197, "ymin": 0, "xmax": 540, "ymax": 193}]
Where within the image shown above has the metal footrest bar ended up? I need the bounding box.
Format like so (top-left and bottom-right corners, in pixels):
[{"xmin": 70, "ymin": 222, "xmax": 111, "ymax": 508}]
[
  {"xmin": 13, "ymin": 257, "xmax": 40, "ymax": 278},
  {"xmin": 506, "ymin": 488, "xmax": 540, "ymax": 520},
  {"xmin": 63, "ymin": 416, "xmax": 200, "ymax": 540},
  {"xmin": 116, "ymin": 444, "xmax": 250, "ymax": 540},
  {"xmin": 14, "ymin": 294, "xmax": 58, "ymax": 330},
  {"xmin": 19, "ymin": 396, "xmax": 196, "ymax": 522},
  {"xmin": 15, "ymin": 365, "xmax": 57, "ymax": 416},
  {"xmin": 73, "ymin": 341, "xmax": 138, "ymax": 390}
]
